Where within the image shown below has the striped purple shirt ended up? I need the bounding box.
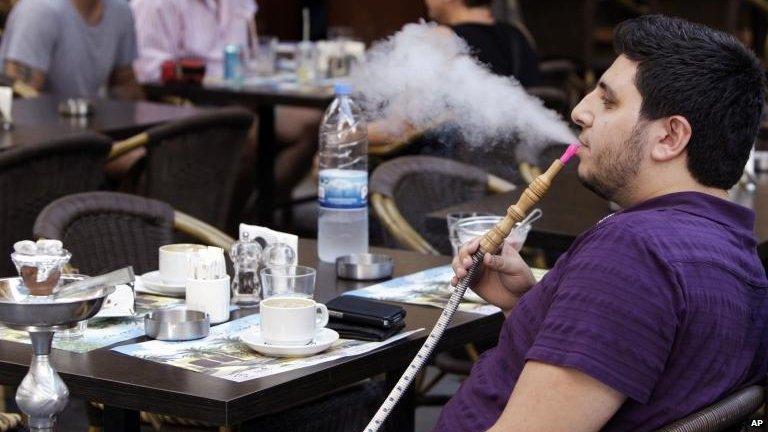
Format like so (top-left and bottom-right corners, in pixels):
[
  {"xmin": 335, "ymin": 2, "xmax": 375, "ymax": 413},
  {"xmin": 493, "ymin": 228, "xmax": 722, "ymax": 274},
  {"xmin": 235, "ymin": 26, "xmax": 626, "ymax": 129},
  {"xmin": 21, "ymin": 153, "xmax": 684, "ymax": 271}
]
[{"xmin": 435, "ymin": 192, "xmax": 768, "ymax": 431}]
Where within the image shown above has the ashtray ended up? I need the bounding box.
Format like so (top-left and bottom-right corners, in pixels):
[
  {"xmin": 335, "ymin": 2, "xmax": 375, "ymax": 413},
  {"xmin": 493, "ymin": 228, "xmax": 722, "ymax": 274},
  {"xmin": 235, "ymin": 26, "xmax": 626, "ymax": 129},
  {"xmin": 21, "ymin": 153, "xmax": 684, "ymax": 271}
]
[
  {"xmin": 144, "ymin": 309, "xmax": 209, "ymax": 341},
  {"xmin": 58, "ymin": 99, "xmax": 94, "ymax": 117},
  {"xmin": 336, "ymin": 253, "xmax": 394, "ymax": 281}
]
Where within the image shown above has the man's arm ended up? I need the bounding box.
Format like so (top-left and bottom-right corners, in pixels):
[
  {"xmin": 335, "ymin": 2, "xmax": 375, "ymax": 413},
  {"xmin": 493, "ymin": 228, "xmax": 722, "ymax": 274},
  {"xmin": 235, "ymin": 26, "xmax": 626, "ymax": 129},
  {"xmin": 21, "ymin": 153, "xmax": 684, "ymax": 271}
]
[
  {"xmin": 4, "ymin": 59, "xmax": 45, "ymax": 91},
  {"xmin": 487, "ymin": 361, "xmax": 626, "ymax": 432},
  {"xmin": 110, "ymin": 66, "xmax": 144, "ymax": 100}
]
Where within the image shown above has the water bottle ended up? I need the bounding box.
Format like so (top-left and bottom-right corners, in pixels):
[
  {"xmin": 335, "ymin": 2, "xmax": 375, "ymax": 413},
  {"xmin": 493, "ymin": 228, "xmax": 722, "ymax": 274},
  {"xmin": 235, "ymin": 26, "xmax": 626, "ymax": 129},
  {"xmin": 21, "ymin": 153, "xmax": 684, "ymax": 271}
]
[{"xmin": 317, "ymin": 83, "xmax": 369, "ymax": 262}]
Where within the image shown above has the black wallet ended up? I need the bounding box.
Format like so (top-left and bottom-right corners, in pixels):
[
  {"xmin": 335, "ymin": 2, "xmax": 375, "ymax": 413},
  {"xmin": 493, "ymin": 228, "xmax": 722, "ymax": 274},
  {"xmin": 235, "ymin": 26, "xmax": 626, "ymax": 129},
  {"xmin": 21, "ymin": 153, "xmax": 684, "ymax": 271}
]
[
  {"xmin": 328, "ymin": 319, "xmax": 406, "ymax": 342},
  {"xmin": 326, "ymin": 296, "xmax": 406, "ymax": 329}
]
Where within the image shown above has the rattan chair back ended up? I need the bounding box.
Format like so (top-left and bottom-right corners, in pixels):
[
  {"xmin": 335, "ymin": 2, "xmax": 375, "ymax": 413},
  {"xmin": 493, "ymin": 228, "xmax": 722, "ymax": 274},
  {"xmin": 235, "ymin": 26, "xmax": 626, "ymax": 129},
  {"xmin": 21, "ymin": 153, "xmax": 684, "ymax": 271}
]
[{"xmin": 0, "ymin": 132, "xmax": 111, "ymax": 277}]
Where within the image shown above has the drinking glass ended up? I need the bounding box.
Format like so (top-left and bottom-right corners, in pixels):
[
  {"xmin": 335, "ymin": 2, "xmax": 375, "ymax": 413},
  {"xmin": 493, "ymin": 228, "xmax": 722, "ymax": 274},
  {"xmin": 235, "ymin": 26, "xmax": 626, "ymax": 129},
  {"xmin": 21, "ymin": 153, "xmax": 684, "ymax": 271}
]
[
  {"xmin": 446, "ymin": 212, "xmax": 492, "ymax": 256},
  {"xmin": 260, "ymin": 265, "xmax": 316, "ymax": 299},
  {"xmin": 247, "ymin": 36, "xmax": 278, "ymax": 77},
  {"xmin": 295, "ymin": 41, "xmax": 319, "ymax": 85},
  {"xmin": 456, "ymin": 215, "xmax": 532, "ymax": 252}
]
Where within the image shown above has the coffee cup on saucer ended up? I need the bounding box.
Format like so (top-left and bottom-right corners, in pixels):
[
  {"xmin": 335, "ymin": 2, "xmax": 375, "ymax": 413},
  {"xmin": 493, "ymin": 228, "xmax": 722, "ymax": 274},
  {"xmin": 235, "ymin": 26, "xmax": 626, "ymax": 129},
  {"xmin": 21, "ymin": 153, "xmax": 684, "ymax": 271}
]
[
  {"xmin": 260, "ymin": 297, "xmax": 329, "ymax": 346},
  {"xmin": 159, "ymin": 244, "xmax": 206, "ymax": 285}
]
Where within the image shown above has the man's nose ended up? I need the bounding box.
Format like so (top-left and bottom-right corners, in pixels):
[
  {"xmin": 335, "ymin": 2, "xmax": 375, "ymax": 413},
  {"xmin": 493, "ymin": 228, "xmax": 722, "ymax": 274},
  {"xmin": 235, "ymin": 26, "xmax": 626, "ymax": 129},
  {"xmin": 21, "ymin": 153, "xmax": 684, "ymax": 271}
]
[{"xmin": 571, "ymin": 97, "xmax": 593, "ymax": 129}]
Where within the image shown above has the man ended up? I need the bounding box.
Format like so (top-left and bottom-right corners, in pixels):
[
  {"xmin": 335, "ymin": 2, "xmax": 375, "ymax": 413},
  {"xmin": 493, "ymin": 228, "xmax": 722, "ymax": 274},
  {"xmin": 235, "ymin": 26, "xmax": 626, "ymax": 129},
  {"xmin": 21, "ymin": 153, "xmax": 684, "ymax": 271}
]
[
  {"xmin": 132, "ymin": 0, "xmax": 320, "ymax": 204},
  {"xmin": 0, "ymin": 0, "xmax": 142, "ymax": 99},
  {"xmin": 131, "ymin": 0, "xmax": 257, "ymax": 82},
  {"xmin": 439, "ymin": 15, "xmax": 768, "ymax": 432}
]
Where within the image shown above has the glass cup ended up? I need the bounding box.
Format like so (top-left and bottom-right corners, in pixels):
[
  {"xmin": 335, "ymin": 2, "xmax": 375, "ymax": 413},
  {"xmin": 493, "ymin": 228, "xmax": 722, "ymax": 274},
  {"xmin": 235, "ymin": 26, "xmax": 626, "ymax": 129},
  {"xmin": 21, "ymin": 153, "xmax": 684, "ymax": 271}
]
[
  {"xmin": 295, "ymin": 41, "xmax": 319, "ymax": 85},
  {"xmin": 247, "ymin": 36, "xmax": 278, "ymax": 77},
  {"xmin": 260, "ymin": 265, "xmax": 316, "ymax": 299},
  {"xmin": 455, "ymin": 215, "xmax": 533, "ymax": 253},
  {"xmin": 446, "ymin": 212, "xmax": 493, "ymax": 256}
]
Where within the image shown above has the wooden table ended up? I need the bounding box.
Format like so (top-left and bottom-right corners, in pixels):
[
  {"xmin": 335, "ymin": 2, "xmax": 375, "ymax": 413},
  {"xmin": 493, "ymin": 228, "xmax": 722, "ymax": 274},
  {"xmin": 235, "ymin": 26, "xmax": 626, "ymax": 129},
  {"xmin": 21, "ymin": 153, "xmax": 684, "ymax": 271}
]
[
  {"xmin": 426, "ymin": 170, "xmax": 612, "ymax": 253},
  {"xmin": 143, "ymin": 82, "xmax": 334, "ymax": 224},
  {"xmin": 426, "ymin": 170, "xmax": 768, "ymax": 254},
  {"xmin": 0, "ymin": 95, "xmax": 204, "ymax": 149},
  {"xmin": 0, "ymin": 239, "xmax": 501, "ymax": 431}
]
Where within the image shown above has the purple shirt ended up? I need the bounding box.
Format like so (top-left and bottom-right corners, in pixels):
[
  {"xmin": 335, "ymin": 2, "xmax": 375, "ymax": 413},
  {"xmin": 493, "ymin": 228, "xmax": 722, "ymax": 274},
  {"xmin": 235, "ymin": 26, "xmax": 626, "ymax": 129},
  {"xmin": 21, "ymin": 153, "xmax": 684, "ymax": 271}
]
[{"xmin": 435, "ymin": 192, "xmax": 768, "ymax": 431}]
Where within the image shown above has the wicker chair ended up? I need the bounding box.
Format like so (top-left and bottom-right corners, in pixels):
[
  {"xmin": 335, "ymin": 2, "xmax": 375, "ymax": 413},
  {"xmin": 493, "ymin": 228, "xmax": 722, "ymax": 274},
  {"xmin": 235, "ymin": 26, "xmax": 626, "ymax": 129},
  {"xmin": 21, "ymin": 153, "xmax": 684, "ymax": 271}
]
[
  {"xmin": 33, "ymin": 191, "xmax": 233, "ymax": 275},
  {"xmin": 648, "ymin": 0, "xmax": 741, "ymax": 34},
  {"xmin": 371, "ymin": 155, "xmax": 514, "ymax": 255},
  {"xmin": 656, "ymin": 385, "xmax": 764, "ymax": 432},
  {"xmin": 108, "ymin": 107, "xmax": 254, "ymax": 232},
  {"xmin": 0, "ymin": 132, "xmax": 112, "ymax": 277},
  {"xmin": 33, "ymin": 192, "xmax": 383, "ymax": 432}
]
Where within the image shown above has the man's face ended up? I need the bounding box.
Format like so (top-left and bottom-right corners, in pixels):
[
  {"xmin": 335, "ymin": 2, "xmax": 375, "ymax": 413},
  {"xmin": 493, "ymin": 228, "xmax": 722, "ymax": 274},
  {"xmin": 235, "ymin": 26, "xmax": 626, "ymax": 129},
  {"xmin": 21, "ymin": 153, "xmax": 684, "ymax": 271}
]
[{"xmin": 571, "ymin": 55, "xmax": 649, "ymax": 202}]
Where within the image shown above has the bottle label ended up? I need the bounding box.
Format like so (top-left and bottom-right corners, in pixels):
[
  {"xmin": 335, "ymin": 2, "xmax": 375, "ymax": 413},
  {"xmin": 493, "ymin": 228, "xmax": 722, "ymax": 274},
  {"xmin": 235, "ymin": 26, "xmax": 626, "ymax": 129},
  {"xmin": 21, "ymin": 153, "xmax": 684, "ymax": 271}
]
[{"xmin": 318, "ymin": 169, "xmax": 368, "ymax": 209}]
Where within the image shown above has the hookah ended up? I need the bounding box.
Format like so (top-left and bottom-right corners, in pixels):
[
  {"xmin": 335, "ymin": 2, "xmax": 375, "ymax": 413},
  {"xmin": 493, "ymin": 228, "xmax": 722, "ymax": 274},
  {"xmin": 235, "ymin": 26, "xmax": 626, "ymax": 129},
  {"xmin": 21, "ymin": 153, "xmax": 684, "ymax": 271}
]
[{"xmin": 364, "ymin": 142, "xmax": 581, "ymax": 431}]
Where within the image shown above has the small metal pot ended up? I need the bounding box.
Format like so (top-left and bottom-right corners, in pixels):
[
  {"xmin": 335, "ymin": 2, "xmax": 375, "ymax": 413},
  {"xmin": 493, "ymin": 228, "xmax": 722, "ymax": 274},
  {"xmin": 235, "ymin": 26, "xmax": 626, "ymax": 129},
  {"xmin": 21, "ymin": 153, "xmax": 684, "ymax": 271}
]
[
  {"xmin": 144, "ymin": 309, "xmax": 209, "ymax": 341},
  {"xmin": 336, "ymin": 253, "xmax": 394, "ymax": 281}
]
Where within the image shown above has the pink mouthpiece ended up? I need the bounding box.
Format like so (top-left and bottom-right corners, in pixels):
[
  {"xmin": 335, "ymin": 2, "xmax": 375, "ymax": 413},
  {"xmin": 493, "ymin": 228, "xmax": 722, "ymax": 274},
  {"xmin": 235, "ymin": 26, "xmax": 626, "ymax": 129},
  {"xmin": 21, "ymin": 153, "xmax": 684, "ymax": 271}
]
[{"xmin": 559, "ymin": 142, "xmax": 581, "ymax": 164}]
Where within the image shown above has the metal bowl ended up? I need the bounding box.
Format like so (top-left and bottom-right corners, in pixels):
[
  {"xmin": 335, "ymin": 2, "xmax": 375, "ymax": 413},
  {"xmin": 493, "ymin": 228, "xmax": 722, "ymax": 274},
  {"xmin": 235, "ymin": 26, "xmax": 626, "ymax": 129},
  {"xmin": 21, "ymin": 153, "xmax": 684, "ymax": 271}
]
[
  {"xmin": 145, "ymin": 309, "xmax": 210, "ymax": 341},
  {"xmin": 336, "ymin": 253, "xmax": 394, "ymax": 281},
  {"xmin": 0, "ymin": 276, "xmax": 114, "ymax": 331}
]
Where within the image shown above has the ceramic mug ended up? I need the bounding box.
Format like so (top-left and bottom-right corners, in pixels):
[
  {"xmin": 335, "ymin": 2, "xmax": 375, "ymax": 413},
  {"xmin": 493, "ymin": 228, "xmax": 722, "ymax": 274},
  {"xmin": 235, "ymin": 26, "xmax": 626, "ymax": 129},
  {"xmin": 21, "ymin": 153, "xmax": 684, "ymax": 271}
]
[{"xmin": 260, "ymin": 297, "xmax": 328, "ymax": 346}]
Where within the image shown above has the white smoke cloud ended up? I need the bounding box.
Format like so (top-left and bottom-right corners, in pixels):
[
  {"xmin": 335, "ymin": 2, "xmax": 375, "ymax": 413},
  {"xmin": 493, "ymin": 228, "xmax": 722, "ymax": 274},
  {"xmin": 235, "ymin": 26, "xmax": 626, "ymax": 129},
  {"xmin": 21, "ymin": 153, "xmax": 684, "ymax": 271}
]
[{"xmin": 349, "ymin": 21, "xmax": 577, "ymax": 156}]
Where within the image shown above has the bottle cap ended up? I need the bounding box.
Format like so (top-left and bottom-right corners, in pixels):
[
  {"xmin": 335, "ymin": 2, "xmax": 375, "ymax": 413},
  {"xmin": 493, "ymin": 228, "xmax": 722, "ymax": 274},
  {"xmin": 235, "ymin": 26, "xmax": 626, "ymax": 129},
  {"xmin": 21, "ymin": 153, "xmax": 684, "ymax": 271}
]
[{"xmin": 334, "ymin": 83, "xmax": 352, "ymax": 95}]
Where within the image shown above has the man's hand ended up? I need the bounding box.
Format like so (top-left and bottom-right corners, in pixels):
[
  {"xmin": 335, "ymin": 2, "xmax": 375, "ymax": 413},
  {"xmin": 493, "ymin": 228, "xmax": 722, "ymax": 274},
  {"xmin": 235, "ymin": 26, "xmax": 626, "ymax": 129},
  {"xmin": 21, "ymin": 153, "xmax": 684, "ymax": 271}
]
[
  {"xmin": 451, "ymin": 237, "xmax": 536, "ymax": 312},
  {"xmin": 4, "ymin": 59, "xmax": 45, "ymax": 91},
  {"xmin": 110, "ymin": 66, "xmax": 145, "ymax": 100}
]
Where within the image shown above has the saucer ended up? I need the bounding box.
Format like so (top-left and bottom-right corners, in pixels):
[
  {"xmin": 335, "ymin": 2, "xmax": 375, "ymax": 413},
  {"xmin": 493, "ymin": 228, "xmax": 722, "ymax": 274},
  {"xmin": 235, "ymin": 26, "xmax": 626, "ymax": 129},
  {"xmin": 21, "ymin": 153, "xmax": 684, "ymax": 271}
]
[
  {"xmin": 241, "ymin": 328, "xmax": 339, "ymax": 358},
  {"xmin": 137, "ymin": 271, "xmax": 185, "ymax": 297}
]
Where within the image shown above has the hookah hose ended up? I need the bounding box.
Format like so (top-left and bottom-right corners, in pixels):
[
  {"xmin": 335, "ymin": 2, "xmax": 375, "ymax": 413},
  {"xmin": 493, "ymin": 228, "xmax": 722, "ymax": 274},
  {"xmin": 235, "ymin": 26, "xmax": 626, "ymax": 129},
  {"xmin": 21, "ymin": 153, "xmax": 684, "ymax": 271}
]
[{"xmin": 363, "ymin": 143, "xmax": 580, "ymax": 432}]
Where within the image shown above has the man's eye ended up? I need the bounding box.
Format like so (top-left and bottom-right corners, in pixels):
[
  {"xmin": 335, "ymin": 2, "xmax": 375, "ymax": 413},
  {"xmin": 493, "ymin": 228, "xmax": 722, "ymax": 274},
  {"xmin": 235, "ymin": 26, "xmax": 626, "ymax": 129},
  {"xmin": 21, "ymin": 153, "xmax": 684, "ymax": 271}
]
[{"xmin": 601, "ymin": 97, "xmax": 615, "ymax": 108}]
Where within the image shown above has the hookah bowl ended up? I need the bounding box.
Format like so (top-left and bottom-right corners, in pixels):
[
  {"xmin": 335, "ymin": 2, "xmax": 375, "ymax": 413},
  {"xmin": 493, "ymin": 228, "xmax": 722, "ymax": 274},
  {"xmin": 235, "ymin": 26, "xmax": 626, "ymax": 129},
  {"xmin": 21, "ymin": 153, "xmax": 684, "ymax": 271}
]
[{"xmin": 0, "ymin": 276, "xmax": 113, "ymax": 432}]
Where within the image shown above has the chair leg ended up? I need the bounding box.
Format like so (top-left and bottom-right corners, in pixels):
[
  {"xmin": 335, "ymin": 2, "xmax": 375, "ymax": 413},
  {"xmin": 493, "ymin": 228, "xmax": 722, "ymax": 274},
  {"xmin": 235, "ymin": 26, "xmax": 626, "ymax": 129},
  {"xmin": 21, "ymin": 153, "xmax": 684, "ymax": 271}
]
[
  {"xmin": 464, "ymin": 344, "xmax": 480, "ymax": 362},
  {"xmin": 419, "ymin": 370, "xmax": 446, "ymax": 395}
]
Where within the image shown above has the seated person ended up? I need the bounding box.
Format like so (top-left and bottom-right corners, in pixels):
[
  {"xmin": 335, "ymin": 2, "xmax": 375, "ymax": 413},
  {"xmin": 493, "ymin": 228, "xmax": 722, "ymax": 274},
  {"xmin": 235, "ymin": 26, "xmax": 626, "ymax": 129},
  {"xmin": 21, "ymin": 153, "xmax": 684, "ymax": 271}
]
[
  {"xmin": 440, "ymin": 15, "xmax": 768, "ymax": 432},
  {"xmin": 132, "ymin": 0, "xmax": 320, "ymax": 203},
  {"xmin": 425, "ymin": 0, "xmax": 540, "ymax": 86},
  {"xmin": 369, "ymin": 0, "xmax": 540, "ymax": 160},
  {"xmin": 0, "ymin": 0, "xmax": 142, "ymax": 99}
]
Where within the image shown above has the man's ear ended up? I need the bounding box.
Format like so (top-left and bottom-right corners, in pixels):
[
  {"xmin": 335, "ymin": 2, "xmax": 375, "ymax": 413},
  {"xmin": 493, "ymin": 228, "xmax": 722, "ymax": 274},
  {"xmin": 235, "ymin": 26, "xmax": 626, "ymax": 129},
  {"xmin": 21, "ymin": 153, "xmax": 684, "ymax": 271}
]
[{"xmin": 651, "ymin": 115, "xmax": 691, "ymax": 162}]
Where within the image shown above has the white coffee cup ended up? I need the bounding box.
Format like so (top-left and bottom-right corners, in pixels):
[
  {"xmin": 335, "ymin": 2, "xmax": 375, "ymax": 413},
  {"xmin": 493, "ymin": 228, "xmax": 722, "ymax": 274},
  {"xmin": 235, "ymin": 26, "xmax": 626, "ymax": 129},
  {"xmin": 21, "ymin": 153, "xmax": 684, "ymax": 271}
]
[
  {"xmin": 159, "ymin": 244, "xmax": 206, "ymax": 285},
  {"xmin": 260, "ymin": 297, "xmax": 329, "ymax": 346},
  {"xmin": 186, "ymin": 275, "xmax": 230, "ymax": 324}
]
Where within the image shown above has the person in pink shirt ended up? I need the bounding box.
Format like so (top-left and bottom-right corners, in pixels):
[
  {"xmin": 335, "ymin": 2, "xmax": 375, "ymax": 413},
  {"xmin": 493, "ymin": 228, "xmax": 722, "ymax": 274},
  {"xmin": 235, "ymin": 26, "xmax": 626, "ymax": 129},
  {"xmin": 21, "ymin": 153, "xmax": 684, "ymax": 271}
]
[
  {"xmin": 132, "ymin": 0, "xmax": 256, "ymax": 82},
  {"xmin": 132, "ymin": 0, "xmax": 321, "ymax": 208}
]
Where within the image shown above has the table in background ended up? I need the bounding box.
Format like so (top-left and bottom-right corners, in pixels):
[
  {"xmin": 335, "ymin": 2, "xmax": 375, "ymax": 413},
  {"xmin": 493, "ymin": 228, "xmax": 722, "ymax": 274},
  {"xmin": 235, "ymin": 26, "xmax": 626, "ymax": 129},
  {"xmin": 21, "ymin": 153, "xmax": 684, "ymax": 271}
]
[
  {"xmin": 426, "ymin": 170, "xmax": 611, "ymax": 253},
  {"xmin": 0, "ymin": 95, "xmax": 205, "ymax": 148},
  {"xmin": 0, "ymin": 239, "xmax": 500, "ymax": 432},
  {"xmin": 144, "ymin": 82, "xmax": 335, "ymax": 224}
]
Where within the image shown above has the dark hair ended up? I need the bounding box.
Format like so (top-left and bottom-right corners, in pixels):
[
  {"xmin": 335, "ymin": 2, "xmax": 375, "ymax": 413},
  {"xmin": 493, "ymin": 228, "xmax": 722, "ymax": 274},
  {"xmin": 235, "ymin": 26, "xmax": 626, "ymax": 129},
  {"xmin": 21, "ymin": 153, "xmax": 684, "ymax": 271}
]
[
  {"xmin": 462, "ymin": 0, "xmax": 493, "ymax": 7},
  {"xmin": 614, "ymin": 15, "xmax": 766, "ymax": 189}
]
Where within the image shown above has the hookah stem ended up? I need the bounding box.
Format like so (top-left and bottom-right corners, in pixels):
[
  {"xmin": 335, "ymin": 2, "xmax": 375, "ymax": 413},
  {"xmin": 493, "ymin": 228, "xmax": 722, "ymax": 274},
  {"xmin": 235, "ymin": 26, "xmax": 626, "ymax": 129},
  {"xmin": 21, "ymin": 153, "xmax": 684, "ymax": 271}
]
[{"xmin": 363, "ymin": 156, "xmax": 570, "ymax": 432}]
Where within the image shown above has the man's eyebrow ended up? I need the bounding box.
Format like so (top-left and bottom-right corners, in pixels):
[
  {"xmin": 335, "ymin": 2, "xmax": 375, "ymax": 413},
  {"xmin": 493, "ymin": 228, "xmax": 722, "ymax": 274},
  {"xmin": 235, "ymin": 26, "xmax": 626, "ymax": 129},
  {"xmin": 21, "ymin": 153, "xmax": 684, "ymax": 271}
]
[{"xmin": 598, "ymin": 81, "xmax": 617, "ymax": 100}]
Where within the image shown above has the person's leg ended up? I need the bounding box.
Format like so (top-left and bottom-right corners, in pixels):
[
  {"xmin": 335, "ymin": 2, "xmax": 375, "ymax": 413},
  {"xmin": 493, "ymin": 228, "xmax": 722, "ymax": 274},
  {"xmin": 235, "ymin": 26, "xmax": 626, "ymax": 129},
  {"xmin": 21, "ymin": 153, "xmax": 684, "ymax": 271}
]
[{"xmin": 274, "ymin": 106, "xmax": 322, "ymax": 203}]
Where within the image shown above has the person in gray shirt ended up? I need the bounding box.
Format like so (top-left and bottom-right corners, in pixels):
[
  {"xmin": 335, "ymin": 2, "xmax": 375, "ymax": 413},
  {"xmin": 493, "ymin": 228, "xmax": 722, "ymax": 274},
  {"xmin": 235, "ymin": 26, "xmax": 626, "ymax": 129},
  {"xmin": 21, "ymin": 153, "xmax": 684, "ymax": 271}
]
[{"xmin": 0, "ymin": 0, "xmax": 143, "ymax": 99}]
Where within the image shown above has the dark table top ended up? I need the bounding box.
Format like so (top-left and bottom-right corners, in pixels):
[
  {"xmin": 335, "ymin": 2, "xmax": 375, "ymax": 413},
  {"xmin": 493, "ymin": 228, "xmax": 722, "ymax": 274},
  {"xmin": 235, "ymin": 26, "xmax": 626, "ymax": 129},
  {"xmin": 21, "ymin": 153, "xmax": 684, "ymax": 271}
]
[
  {"xmin": 0, "ymin": 96, "xmax": 205, "ymax": 148},
  {"xmin": 0, "ymin": 239, "xmax": 500, "ymax": 426},
  {"xmin": 143, "ymin": 81, "xmax": 334, "ymax": 109},
  {"xmin": 427, "ymin": 170, "xmax": 768, "ymax": 252}
]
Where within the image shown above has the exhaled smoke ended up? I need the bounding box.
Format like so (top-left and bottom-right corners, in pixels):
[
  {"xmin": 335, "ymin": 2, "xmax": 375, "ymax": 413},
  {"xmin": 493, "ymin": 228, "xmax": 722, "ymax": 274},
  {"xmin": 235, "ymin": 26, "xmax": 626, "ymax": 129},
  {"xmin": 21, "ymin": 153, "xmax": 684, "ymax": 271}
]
[{"xmin": 349, "ymin": 21, "xmax": 577, "ymax": 157}]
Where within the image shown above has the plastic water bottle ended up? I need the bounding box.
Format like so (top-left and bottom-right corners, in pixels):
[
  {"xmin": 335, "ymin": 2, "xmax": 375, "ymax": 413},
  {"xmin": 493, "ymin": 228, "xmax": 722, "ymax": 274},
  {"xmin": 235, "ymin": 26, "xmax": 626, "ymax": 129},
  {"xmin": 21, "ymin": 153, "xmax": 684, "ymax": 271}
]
[{"xmin": 317, "ymin": 83, "xmax": 369, "ymax": 262}]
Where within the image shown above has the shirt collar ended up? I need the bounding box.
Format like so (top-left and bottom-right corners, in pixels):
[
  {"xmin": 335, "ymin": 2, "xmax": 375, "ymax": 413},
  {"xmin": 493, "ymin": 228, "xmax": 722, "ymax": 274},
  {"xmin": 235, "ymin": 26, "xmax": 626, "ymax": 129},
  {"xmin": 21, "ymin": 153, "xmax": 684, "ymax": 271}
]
[{"xmin": 620, "ymin": 191, "xmax": 755, "ymax": 233}]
